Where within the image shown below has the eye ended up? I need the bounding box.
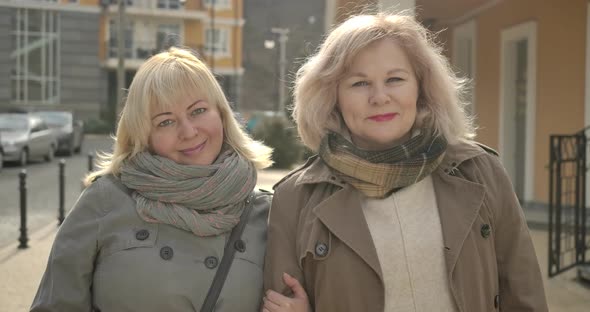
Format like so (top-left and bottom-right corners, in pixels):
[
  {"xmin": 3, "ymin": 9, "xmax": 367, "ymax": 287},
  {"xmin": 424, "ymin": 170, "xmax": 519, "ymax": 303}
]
[
  {"xmin": 191, "ymin": 107, "xmax": 207, "ymax": 116},
  {"xmin": 352, "ymin": 80, "xmax": 369, "ymax": 87},
  {"xmin": 387, "ymin": 77, "xmax": 404, "ymax": 83},
  {"xmin": 157, "ymin": 119, "xmax": 174, "ymax": 127}
]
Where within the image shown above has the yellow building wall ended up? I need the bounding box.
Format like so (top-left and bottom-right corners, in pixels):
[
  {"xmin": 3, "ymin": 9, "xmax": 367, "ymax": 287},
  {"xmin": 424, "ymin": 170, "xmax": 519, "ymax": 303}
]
[
  {"xmin": 204, "ymin": 0, "xmax": 241, "ymax": 19},
  {"xmin": 184, "ymin": 20, "xmax": 204, "ymax": 53},
  {"xmin": 449, "ymin": 0, "xmax": 587, "ymax": 203},
  {"xmin": 185, "ymin": 0, "xmax": 202, "ymax": 10},
  {"xmin": 202, "ymin": 0, "xmax": 243, "ymax": 69},
  {"xmin": 232, "ymin": 23, "xmax": 242, "ymax": 69},
  {"xmin": 79, "ymin": 0, "xmax": 98, "ymax": 5},
  {"xmin": 216, "ymin": 0, "xmax": 243, "ymax": 68}
]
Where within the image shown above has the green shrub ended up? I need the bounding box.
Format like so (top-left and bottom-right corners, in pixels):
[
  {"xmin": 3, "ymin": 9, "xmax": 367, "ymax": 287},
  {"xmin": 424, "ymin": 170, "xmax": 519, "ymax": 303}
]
[
  {"xmin": 84, "ymin": 118, "xmax": 113, "ymax": 134},
  {"xmin": 252, "ymin": 115, "xmax": 303, "ymax": 169}
]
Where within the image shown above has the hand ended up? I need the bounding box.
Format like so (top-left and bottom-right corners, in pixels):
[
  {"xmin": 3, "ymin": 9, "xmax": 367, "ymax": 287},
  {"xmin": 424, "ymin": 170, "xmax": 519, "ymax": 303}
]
[{"xmin": 262, "ymin": 273, "xmax": 310, "ymax": 312}]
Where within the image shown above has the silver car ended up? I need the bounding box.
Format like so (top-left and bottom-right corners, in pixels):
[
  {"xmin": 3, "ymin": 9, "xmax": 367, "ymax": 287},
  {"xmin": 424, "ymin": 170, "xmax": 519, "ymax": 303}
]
[
  {"xmin": 0, "ymin": 114, "xmax": 57, "ymax": 166},
  {"xmin": 33, "ymin": 111, "xmax": 84, "ymax": 156}
]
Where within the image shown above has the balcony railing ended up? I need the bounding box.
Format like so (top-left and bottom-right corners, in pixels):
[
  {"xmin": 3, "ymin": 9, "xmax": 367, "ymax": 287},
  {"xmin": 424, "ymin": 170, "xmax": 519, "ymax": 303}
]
[
  {"xmin": 107, "ymin": 40, "xmax": 158, "ymax": 60},
  {"xmin": 105, "ymin": 40, "xmax": 203, "ymax": 61},
  {"xmin": 107, "ymin": 0, "xmax": 184, "ymax": 10}
]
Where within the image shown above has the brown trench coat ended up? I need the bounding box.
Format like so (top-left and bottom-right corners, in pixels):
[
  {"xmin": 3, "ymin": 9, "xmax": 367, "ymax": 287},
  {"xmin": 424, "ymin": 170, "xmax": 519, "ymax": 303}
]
[{"xmin": 263, "ymin": 141, "xmax": 548, "ymax": 312}]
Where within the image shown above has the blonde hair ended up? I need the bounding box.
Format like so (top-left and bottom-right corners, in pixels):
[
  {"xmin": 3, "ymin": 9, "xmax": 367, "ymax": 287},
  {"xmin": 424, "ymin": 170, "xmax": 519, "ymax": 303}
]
[
  {"xmin": 293, "ymin": 13, "xmax": 475, "ymax": 151},
  {"xmin": 85, "ymin": 47, "xmax": 272, "ymax": 185}
]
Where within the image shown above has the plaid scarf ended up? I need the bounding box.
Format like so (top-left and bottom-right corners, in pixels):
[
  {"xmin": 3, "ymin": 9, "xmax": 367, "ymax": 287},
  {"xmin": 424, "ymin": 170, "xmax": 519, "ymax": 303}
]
[
  {"xmin": 120, "ymin": 147, "xmax": 256, "ymax": 236},
  {"xmin": 319, "ymin": 130, "xmax": 447, "ymax": 198}
]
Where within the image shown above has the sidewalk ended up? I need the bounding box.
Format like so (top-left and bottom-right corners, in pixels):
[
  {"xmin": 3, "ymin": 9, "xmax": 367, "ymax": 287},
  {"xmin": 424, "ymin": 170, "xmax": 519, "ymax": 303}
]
[{"xmin": 1, "ymin": 169, "xmax": 589, "ymax": 311}]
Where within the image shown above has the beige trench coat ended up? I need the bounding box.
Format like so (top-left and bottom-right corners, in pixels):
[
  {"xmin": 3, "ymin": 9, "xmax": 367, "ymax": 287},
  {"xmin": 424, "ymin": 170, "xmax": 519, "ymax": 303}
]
[
  {"xmin": 31, "ymin": 175, "xmax": 271, "ymax": 312},
  {"xmin": 264, "ymin": 141, "xmax": 548, "ymax": 312}
]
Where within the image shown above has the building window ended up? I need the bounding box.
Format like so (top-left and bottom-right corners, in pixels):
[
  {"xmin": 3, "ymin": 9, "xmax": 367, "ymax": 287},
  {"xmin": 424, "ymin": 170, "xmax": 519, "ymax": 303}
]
[
  {"xmin": 204, "ymin": 27, "xmax": 230, "ymax": 57},
  {"xmin": 108, "ymin": 18, "xmax": 134, "ymax": 58},
  {"xmin": 157, "ymin": 0, "xmax": 181, "ymax": 9},
  {"xmin": 108, "ymin": 0, "xmax": 133, "ymax": 5},
  {"xmin": 157, "ymin": 24, "xmax": 181, "ymax": 51},
  {"xmin": 203, "ymin": 0, "xmax": 231, "ymax": 10},
  {"xmin": 11, "ymin": 8, "xmax": 60, "ymax": 105}
]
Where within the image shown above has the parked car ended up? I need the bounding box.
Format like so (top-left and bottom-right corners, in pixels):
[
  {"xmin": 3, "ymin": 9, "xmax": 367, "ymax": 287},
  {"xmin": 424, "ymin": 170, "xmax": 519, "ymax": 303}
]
[
  {"xmin": 33, "ymin": 111, "xmax": 84, "ymax": 156},
  {"xmin": 0, "ymin": 114, "xmax": 57, "ymax": 166}
]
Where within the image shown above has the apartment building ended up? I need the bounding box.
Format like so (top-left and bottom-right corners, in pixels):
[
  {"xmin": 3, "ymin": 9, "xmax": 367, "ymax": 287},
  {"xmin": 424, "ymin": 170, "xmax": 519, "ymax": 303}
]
[
  {"xmin": 0, "ymin": 0, "xmax": 244, "ymax": 123},
  {"xmin": 0, "ymin": 0, "xmax": 104, "ymax": 120}
]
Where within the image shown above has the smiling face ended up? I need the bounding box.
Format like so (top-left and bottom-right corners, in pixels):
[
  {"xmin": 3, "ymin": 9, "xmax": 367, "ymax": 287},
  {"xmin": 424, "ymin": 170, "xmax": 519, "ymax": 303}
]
[
  {"xmin": 148, "ymin": 93, "xmax": 224, "ymax": 166},
  {"xmin": 337, "ymin": 38, "xmax": 419, "ymax": 150}
]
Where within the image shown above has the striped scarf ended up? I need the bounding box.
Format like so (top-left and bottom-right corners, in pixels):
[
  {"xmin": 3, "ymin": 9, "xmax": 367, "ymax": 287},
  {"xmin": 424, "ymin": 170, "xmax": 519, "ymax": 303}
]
[
  {"xmin": 119, "ymin": 147, "xmax": 256, "ymax": 236},
  {"xmin": 319, "ymin": 130, "xmax": 447, "ymax": 198}
]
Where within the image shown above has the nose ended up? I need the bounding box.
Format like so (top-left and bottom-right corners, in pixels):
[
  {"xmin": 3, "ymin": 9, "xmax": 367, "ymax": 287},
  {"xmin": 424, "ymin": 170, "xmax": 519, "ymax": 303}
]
[
  {"xmin": 178, "ymin": 119, "xmax": 198, "ymax": 139},
  {"xmin": 370, "ymin": 84, "xmax": 390, "ymax": 106}
]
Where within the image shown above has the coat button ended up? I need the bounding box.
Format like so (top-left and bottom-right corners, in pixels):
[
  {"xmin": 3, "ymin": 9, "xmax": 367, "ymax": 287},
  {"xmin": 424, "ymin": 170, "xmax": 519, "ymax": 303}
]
[
  {"xmin": 205, "ymin": 256, "xmax": 219, "ymax": 269},
  {"xmin": 481, "ymin": 224, "xmax": 491, "ymax": 238},
  {"xmin": 135, "ymin": 229, "xmax": 150, "ymax": 241},
  {"xmin": 315, "ymin": 242, "xmax": 329, "ymax": 257},
  {"xmin": 234, "ymin": 239, "xmax": 246, "ymax": 252},
  {"xmin": 160, "ymin": 246, "xmax": 173, "ymax": 260},
  {"xmin": 494, "ymin": 295, "xmax": 500, "ymax": 309}
]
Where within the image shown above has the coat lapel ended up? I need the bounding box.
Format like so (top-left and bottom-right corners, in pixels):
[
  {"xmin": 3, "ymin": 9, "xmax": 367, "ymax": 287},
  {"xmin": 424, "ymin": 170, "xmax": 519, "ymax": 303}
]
[
  {"xmin": 312, "ymin": 184, "xmax": 383, "ymax": 281},
  {"xmin": 432, "ymin": 169, "xmax": 485, "ymax": 274}
]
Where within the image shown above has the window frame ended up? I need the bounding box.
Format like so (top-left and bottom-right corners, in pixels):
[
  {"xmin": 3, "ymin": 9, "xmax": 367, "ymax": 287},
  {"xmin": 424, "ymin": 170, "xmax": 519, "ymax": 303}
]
[{"xmin": 203, "ymin": 27, "xmax": 231, "ymax": 58}]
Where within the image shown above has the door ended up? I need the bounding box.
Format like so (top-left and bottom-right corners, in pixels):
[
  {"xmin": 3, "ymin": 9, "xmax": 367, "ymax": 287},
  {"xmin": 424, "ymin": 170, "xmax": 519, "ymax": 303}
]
[
  {"xmin": 500, "ymin": 22, "xmax": 537, "ymax": 203},
  {"xmin": 514, "ymin": 39, "xmax": 528, "ymax": 201}
]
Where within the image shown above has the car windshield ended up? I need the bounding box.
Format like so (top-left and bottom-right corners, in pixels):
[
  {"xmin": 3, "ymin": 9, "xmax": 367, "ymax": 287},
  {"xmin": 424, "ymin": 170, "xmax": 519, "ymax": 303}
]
[
  {"xmin": 34, "ymin": 111, "xmax": 72, "ymax": 126},
  {"xmin": 0, "ymin": 115, "xmax": 28, "ymax": 131}
]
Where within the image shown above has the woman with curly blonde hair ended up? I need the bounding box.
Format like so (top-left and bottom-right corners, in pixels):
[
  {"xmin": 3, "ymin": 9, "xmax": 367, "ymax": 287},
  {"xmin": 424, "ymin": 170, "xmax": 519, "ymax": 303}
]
[{"xmin": 263, "ymin": 13, "xmax": 547, "ymax": 312}]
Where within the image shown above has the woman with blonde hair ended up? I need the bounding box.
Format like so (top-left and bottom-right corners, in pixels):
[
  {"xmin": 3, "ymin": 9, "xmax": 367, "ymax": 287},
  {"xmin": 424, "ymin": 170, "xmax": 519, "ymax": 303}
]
[
  {"xmin": 31, "ymin": 47, "xmax": 297, "ymax": 311},
  {"xmin": 263, "ymin": 13, "xmax": 547, "ymax": 312}
]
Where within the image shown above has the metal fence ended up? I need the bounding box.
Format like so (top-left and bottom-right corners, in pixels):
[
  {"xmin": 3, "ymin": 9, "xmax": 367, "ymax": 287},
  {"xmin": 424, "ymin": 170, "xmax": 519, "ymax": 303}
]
[{"xmin": 548, "ymin": 132, "xmax": 589, "ymax": 277}]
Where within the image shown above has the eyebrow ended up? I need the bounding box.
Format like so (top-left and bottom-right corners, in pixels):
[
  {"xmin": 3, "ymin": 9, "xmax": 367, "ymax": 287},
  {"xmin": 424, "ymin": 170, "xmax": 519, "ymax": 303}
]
[
  {"xmin": 151, "ymin": 100, "xmax": 204, "ymax": 120},
  {"xmin": 347, "ymin": 68, "xmax": 410, "ymax": 78}
]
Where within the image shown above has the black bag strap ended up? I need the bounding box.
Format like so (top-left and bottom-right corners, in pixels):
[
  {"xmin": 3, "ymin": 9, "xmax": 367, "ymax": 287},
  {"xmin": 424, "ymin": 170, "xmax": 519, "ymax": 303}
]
[{"xmin": 200, "ymin": 191, "xmax": 257, "ymax": 312}]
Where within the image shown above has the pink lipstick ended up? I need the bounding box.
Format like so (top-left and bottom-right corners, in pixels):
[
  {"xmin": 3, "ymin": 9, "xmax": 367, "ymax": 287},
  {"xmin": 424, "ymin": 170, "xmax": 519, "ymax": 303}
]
[
  {"xmin": 180, "ymin": 141, "xmax": 206, "ymax": 155},
  {"xmin": 368, "ymin": 113, "xmax": 397, "ymax": 122}
]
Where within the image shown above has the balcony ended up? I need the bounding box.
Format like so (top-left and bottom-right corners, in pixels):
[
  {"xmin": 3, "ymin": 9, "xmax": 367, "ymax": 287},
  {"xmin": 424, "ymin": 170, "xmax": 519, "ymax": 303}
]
[
  {"xmin": 105, "ymin": 0, "xmax": 182, "ymax": 10},
  {"xmin": 103, "ymin": 39, "xmax": 206, "ymax": 69},
  {"xmin": 103, "ymin": 39, "xmax": 157, "ymax": 69},
  {"xmin": 103, "ymin": 0, "xmax": 207, "ymax": 20}
]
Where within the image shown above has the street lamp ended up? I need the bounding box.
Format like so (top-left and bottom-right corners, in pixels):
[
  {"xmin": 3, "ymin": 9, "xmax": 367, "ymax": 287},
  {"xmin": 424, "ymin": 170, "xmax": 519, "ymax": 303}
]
[
  {"xmin": 116, "ymin": 0, "xmax": 126, "ymax": 114},
  {"xmin": 265, "ymin": 27, "xmax": 289, "ymax": 115},
  {"xmin": 264, "ymin": 16, "xmax": 315, "ymax": 115},
  {"xmin": 99, "ymin": 0, "xmax": 126, "ymax": 117}
]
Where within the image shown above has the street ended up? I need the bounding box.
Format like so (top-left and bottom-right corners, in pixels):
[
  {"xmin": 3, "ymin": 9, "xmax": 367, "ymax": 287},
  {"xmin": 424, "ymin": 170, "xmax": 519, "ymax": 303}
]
[{"xmin": 0, "ymin": 135, "xmax": 113, "ymax": 249}]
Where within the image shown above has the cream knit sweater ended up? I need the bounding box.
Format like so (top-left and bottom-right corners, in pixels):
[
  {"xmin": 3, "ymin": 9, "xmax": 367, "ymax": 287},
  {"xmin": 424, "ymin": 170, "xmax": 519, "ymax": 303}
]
[{"xmin": 361, "ymin": 176, "xmax": 458, "ymax": 312}]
